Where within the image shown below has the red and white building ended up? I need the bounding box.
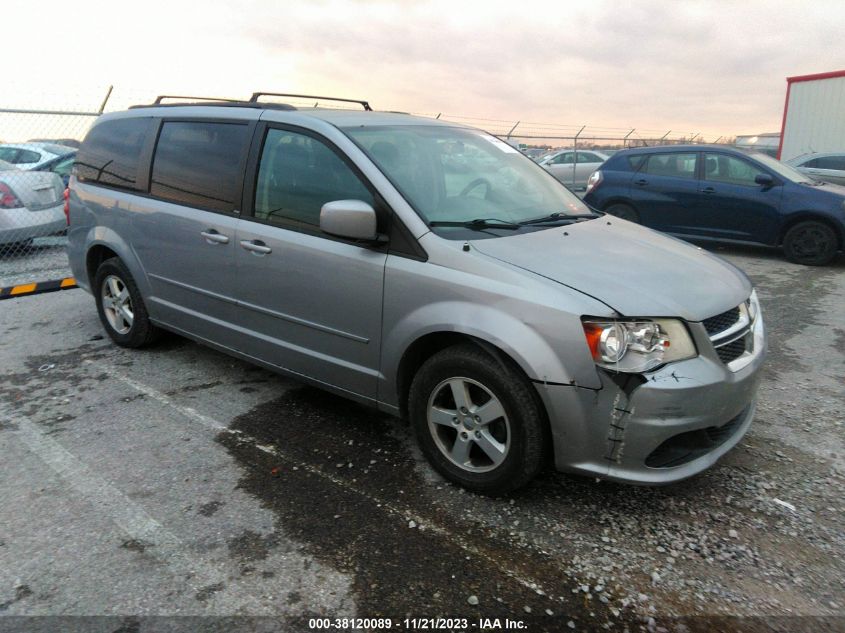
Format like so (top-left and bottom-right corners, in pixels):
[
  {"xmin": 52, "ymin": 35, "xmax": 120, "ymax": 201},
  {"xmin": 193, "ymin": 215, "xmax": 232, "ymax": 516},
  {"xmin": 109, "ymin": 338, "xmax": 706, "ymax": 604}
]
[{"xmin": 777, "ymin": 70, "xmax": 845, "ymax": 161}]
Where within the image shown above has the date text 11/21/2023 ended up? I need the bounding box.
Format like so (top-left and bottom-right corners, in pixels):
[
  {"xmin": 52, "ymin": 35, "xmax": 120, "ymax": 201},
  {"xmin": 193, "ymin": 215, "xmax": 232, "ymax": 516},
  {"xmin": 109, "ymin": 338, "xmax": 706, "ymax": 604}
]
[{"xmin": 307, "ymin": 617, "xmax": 529, "ymax": 630}]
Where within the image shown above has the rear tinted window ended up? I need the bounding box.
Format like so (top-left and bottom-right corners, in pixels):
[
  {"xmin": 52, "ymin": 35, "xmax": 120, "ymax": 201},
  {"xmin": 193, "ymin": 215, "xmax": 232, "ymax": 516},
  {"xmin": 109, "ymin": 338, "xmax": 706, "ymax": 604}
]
[
  {"xmin": 77, "ymin": 118, "xmax": 151, "ymax": 190},
  {"xmin": 812, "ymin": 156, "xmax": 845, "ymax": 170},
  {"xmin": 150, "ymin": 121, "xmax": 249, "ymax": 213},
  {"xmin": 643, "ymin": 153, "xmax": 697, "ymax": 179},
  {"xmin": 626, "ymin": 154, "xmax": 647, "ymax": 171}
]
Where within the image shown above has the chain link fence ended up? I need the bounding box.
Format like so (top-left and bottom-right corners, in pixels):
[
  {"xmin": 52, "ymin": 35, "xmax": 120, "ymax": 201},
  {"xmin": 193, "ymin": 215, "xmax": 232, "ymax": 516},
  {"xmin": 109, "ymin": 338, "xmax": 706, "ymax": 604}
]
[
  {"xmin": 0, "ymin": 90, "xmax": 112, "ymax": 287},
  {"xmin": 0, "ymin": 89, "xmax": 734, "ymax": 288}
]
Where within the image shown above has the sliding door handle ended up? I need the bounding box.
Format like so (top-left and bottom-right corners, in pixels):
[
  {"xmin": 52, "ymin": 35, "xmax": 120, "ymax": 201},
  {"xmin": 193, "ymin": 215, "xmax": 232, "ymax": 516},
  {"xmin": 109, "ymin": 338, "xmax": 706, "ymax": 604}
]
[
  {"xmin": 201, "ymin": 230, "xmax": 229, "ymax": 244},
  {"xmin": 240, "ymin": 240, "xmax": 272, "ymax": 255}
]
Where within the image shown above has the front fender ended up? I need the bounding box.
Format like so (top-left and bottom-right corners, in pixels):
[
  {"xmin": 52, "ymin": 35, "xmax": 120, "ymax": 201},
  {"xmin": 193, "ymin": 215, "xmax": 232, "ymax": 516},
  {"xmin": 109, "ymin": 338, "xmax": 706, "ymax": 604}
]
[{"xmin": 380, "ymin": 300, "xmax": 602, "ymax": 408}]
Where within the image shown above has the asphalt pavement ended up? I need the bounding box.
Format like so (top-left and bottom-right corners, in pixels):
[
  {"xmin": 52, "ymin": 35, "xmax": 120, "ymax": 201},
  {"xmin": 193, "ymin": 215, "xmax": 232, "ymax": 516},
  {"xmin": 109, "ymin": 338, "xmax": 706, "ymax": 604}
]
[{"xmin": 1, "ymin": 244, "xmax": 843, "ymax": 633}]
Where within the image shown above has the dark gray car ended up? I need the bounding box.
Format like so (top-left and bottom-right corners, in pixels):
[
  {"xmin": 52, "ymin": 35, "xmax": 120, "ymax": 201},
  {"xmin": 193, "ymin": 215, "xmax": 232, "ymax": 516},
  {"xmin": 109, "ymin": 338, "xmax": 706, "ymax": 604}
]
[{"xmin": 66, "ymin": 97, "xmax": 766, "ymax": 494}]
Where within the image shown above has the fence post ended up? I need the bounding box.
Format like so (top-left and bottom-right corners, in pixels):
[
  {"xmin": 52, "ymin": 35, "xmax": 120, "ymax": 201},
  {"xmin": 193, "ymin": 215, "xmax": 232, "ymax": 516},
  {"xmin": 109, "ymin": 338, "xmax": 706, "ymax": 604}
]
[
  {"xmin": 506, "ymin": 120, "xmax": 520, "ymax": 139},
  {"xmin": 623, "ymin": 128, "xmax": 635, "ymax": 149},
  {"xmin": 98, "ymin": 85, "xmax": 113, "ymax": 114},
  {"xmin": 573, "ymin": 125, "xmax": 585, "ymax": 187}
]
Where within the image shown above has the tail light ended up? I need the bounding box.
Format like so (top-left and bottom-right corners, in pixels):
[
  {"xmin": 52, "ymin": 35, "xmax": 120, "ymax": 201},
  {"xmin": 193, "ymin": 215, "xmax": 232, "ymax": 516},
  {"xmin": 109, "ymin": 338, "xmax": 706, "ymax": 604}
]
[
  {"xmin": 0, "ymin": 182, "xmax": 23, "ymax": 209},
  {"xmin": 63, "ymin": 187, "xmax": 70, "ymax": 225},
  {"xmin": 585, "ymin": 170, "xmax": 603, "ymax": 195}
]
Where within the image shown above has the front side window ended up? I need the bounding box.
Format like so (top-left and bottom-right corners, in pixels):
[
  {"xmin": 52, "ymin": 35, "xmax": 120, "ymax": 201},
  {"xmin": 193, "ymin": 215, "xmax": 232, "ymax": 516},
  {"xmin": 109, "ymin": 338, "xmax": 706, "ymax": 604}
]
[
  {"xmin": 577, "ymin": 152, "xmax": 602, "ymax": 163},
  {"xmin": 703, "ymin": 153, "xmax": 765, "ymax": 187},
  {"xmin": 552, "ymin": 152, "xmax": 574, "ymax": 165},
  {"xmin": 643, "ymin": 153, "xmax": 698, "ymax": 179},
  {"xmin": 151, "ymin": 121, "xmax": 249, "ymax": 212},
  {"xmin": 344, "ymin": 125, "xmax": 590, "ymax": 234},
  {"xmin": 77, "ymin": 118, "xmax": 151, "ymax": 190},
  {"xmin": 254, "ymin": 128, "xmax": 373, "ymax": 230},
  {"xmin": 0, "ymin": 148, "xmax": 17, "ymax": 162}
]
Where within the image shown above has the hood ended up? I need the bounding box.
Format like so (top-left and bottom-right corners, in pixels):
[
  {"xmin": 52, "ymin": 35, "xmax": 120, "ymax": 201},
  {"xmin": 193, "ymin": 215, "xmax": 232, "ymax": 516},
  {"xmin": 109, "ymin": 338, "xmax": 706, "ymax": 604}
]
[{"xmin": 471, "ymin": 218, "xmax": 751, "ymax": 321}]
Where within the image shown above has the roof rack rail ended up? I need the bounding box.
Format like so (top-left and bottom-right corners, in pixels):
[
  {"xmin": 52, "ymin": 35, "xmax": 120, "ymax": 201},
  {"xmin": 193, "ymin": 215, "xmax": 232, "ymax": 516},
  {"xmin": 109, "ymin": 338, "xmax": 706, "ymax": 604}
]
[
  {"xmin": 249, "ymin": 92, "xmax": 372, "ymax": 111},
  {"xmin": 153, "ymin": 95, "xmax": 243, "ymax": 105}
]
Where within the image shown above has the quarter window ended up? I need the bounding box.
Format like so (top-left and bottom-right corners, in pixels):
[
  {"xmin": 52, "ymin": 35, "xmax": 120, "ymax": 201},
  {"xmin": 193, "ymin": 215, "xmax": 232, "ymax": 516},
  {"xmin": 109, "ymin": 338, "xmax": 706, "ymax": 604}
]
[
  {"xmin": 151, "ymin": 121, "xmax": 249, "ymax": 212},
  {"xmin": 703, "ymin": 153, "xmax": 765, "ymax": 187},
  {"xmin": 77, "ymin": 118, "xmax": 151, "ymax": 190},
  {"xmin": 253, "ymin": 128, "xmax": 373, "ymax": 230},
  {"xmin": 643, "ymin": 153, "xmax": 698, "ymax": 179}
]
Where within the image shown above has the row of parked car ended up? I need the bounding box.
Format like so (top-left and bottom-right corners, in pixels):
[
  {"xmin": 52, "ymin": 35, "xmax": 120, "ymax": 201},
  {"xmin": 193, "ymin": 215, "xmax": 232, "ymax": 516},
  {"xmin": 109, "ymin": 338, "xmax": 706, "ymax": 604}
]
[
  {"xmin": 0, "ymin": 142, "xmax": 76, "ymax": 248},
  {"xmin": 536, "ymin": 146, "xmax": 845, "ymax": 265}
]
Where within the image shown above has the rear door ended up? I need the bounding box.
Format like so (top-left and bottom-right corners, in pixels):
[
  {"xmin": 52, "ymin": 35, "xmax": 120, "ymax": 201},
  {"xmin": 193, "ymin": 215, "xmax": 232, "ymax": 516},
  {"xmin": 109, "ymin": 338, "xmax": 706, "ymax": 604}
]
[
  {"xmin": 697, "ymin": 152, "xmax": 783, "ymax": 243},
  {"xmin": 232, "ymin": 124, "xmax": 388, "ymax": 399},
  {"xmin": 130, "ymin": 117, "xmax": 254, "ymax": 342},
  {"xmin": 573, "ymin": 151, "xmax": 605, "ymax": 189},
  {"xmin": 627, "ymin": 151, "xmax": 702, "ymax": 233}
]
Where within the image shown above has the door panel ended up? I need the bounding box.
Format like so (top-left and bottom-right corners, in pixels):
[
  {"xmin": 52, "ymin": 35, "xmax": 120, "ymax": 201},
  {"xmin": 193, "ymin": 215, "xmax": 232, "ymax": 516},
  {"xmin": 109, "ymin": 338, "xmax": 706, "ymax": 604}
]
[
  {"xmin": 232, "ymin": 125, "xmax": 387, "ymax": 399},
  {"xmin": 628, "ymin": 152, "xmax": 701, "ymax": 233},
  {"xmin": 131, "ymin": 119, "xmax": 252, "ymax": 340},
  {"xmin": 233, "ymin": 224, "xmax": 386, "ymax": 397},
  {"xmin": 698, "ymin": 153, "xmax": 783, "ymax": 242},
  {"xmin": 132, "ymin": 198, "xmax": 240, "ymax": 340}
]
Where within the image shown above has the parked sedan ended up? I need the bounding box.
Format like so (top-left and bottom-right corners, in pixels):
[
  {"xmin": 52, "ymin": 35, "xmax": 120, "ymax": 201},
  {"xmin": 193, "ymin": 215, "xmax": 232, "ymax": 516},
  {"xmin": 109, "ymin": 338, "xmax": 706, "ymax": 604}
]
[
  {"xmin": 0, "ymin": 160, "xmax": 66, "ymax": 247},
  {"xmin": 0, "ymin": 142, "xmax": 76, "ymax": 170},
  {"xmin": 787, "ymin": 152, "xmax": 845, "ymax": 186},
  {"xmin": 583, "ymin": 145, "xmax": 845, "ymax": 265},
  {"xmin": 539, "ymin": 149, "xmax": 608, "ymax": 190}
]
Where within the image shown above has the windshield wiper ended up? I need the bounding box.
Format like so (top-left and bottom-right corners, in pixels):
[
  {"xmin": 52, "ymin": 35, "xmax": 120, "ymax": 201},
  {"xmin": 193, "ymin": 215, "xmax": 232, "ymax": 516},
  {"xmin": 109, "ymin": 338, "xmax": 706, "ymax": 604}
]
[
  {"xmin": 518, "ymin": 212, "xmax": 598, "ymax": 226},
  {"xmin": 429, "ymin": 218, "xmax": 521, "ymax": 230}
]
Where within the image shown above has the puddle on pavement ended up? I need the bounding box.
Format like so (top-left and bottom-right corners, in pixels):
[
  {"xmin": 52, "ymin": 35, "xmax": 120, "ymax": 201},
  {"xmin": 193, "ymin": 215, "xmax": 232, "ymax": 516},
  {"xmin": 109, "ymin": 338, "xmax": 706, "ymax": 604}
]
[{"xmin": 216, "ymin": 386, "xmax": 627, "ymax": 629}]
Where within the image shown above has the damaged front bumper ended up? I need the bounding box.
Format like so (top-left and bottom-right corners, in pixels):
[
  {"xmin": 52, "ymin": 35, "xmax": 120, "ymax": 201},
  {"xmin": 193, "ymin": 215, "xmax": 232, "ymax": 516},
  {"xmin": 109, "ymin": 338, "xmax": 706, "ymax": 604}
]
[{"xmin": 536, "ymin": 313, "xmax": 766, "ymax": 484}]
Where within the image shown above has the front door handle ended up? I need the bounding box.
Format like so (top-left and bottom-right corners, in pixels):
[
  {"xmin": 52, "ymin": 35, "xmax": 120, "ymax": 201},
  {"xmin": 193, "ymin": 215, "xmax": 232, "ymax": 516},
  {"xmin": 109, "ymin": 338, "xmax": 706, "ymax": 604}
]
[
  {"xmin": 201, "ymin": 230, "xmax": 229, "ymax": 244},
  {"xmin": 634, "ymin": 178, "xmax": 648, "ymax": 186},
  {"xmin": 700, "ymin": 186, "xmax": 716, "ymax": 194},
  {"xmin": 240, "ymin": 239, "xmax": 272, "ymax": 255}
]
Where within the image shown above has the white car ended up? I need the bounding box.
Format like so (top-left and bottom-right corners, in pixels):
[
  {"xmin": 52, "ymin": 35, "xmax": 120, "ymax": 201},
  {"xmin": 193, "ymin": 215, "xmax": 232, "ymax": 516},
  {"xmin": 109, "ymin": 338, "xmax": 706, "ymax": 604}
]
[
  {"xmin": 0, "ymin": 160, "xmax": 66, "ymax": 247},
  {"xmin": 0, "ymin": 142, "xmax": 76, "ymax": 170},
  {"xmin": 539, "ymin": 149, "xmax": 609, "ymax": 190},
  {"xmin": 786, "ymin": 152, "xmax": 845, "ymax": 186}
]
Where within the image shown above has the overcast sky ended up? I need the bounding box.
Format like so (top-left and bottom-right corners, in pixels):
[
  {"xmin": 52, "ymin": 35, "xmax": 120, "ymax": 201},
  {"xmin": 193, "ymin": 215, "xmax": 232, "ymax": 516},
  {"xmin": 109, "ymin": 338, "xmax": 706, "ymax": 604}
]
[{"xmin": 8, "ymin": 0, "xmax": 845, "ymax": 140}]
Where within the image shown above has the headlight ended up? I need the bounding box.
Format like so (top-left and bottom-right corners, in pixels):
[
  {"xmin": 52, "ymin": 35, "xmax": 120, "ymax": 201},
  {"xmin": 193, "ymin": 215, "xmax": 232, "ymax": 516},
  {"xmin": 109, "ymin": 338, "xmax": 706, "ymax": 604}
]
[{"xmin": 582, "ymin": 318, "xmax": 697, "ymax": 373}]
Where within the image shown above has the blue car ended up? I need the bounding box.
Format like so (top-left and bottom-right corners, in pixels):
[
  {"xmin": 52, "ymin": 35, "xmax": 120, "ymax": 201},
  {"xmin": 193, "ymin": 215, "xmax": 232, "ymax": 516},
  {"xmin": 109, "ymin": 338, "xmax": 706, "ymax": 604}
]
[{"xmin": 583, "ymin": 145, "xmax": 845, "ymax": 265}]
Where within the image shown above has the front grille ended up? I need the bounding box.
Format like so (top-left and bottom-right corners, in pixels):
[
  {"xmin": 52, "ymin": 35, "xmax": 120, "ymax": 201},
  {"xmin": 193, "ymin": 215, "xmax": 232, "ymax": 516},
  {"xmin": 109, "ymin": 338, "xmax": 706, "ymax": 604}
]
[
  {"xmin": 703, "ymin": 307, "xmax": 740, "ymax": 336},
  {"xmin": 716, "ymin": 337, "xmax": 747, "ymax": 363},
  {"xmin": 645, "ymin": 406, "xmax": 750, "ymax": 468}
]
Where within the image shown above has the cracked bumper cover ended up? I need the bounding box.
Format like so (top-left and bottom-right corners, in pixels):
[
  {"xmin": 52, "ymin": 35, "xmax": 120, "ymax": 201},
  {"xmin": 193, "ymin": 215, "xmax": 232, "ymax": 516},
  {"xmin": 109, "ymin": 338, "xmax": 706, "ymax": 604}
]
[{"xmin": 535, "ymin": 315, "xmax": 766, "ymax": 484}]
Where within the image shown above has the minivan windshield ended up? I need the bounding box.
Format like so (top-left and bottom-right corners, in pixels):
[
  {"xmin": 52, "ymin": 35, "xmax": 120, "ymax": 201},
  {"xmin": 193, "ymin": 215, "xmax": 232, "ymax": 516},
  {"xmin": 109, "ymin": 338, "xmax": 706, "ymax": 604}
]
[
  {"xmin": 344, "ymin": 125, "xmax": 592, "ymax": 233},
  {"xmin": 750, "ymin": 152, "xmax": 813, "ymax": 183}
]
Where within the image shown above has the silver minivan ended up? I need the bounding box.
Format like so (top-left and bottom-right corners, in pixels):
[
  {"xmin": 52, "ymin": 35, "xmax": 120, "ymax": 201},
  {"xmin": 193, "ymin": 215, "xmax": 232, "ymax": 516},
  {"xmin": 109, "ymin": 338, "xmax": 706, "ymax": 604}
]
[{"xmin": 67, "ymin": 94, "xmax": 766, "ymax": 494}]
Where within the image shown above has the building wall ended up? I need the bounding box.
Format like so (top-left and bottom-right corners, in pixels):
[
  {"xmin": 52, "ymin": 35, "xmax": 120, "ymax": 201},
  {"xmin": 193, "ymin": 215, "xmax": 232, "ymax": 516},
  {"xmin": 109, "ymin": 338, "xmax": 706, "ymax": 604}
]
[{"xmin": 779, "ymin": 73, "xmax": 845, "ymax": 161}]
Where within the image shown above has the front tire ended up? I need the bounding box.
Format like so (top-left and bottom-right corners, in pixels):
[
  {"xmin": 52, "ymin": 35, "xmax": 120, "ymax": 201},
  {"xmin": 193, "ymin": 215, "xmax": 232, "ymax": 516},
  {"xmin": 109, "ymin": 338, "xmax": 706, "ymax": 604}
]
[
  {"xmin": 782, "ymin": 221, "xmax": 839, "ymax": 266},
  {"xmin": 408, "ymin": 344, "xmax": 546, "ymax": 495},
  {"xmin": 94, "ymin": 257, "xmax": 160, "ymax": 348}
]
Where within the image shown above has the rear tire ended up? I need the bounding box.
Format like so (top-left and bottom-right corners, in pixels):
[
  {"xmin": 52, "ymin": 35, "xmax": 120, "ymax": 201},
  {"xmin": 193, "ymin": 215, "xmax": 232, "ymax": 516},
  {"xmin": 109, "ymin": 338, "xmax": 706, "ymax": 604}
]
[
  {"xmin": 94, "ymin": 257, "xmax": 160, "ymax": 348},
  {"xmin": 604, "ymin": 203, "xmax": 639, "ymax": 223},
  {"xmin": 782, "ymin": 220, "xmax": 839, "ymax": 266},
  {"xmin": 408, "ymin": 344, "xmax": 546, "ymax": 495}
]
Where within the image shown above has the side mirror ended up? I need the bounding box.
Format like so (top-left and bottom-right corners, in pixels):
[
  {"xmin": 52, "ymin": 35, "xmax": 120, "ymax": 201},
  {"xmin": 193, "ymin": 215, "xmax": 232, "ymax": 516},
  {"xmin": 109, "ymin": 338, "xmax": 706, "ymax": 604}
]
[
  {"xmin": 755, "ymin": 173, "xmax": 775, "ymax": 187},
  {"xmin": 320, "ymin": 199, "xmax": 379, "ymax": 241}
]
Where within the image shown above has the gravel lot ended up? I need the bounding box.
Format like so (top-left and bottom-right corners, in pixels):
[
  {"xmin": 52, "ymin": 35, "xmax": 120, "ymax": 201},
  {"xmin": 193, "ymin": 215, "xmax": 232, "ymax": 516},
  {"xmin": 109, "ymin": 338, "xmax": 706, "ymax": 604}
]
[{"xmin": 0, "ymin": 244, "xmax": 843, "ymax": 633}]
